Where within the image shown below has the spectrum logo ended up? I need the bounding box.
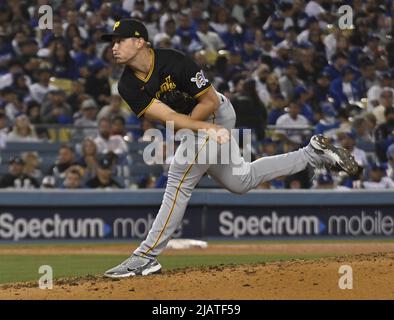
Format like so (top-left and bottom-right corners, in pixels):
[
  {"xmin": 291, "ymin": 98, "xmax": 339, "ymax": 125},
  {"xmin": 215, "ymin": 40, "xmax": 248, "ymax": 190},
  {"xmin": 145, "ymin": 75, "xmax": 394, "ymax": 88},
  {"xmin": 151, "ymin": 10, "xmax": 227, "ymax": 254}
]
[
  {"xmin": 0, "ymin": 213, "xmax": 106, "ymax": 241},
  {"xmin": 219, "ymin": 211, "xmax": 322, "ymax": 237},
  {"xmin": 218, "ymin": 210, "xmax": 394, "ymax": 237},
  {"xmin": 0, "ymin": 213, "xmax": 186, "ymax": 241}
]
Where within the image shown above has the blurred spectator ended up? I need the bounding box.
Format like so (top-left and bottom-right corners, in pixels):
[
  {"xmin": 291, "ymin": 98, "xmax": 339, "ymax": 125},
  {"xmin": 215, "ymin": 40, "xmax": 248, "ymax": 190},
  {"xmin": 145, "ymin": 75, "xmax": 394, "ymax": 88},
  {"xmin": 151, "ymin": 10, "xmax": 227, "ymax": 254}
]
[
  {"xmin": 356, "ymin": 58, "xmax": 377, "ymax": 98},
  {"xmin": 337, "ymin": 131, "xmax": 369, "ymax": 169},
  {"xmin": 232, "ymin": 79, "xmax": 267, "ymax": 141},
  {"xmin": 138, "ymin": 174, "xmax": 158, "ymax": 189},
  {"xmin": 267, "ymin": 93, "xmax": 286, "ymax": 125},
  {"xmin": 86, "ymin": 154, "xmax": 124, "ymax": 189},
  {"xmin": 0, "ymin": 110, "xmax": 8, "ymax": 148},
  {"xmin": 362, "ymin": 163, "xmax": 394, "ymax": 189},
  {"xmin": 6, "ymin": 113, "xmax": 40, "ymax": 142},
  {"xmin": 264, "ymin": 12, "xmax": 285, "ymax": 45},
  {"xmin": 94, "ymin": 117, "xmax": 128, "ymax": 156},
  {"xmin": 85, "ymin": 61, "xmax": 111, "ymax": 107},
  {"xmin": 372, "ymin": 88, "xmax": 393, "ymax": 125},
  {"xmin": 374, "ymin": 107, "xmax": 394, "ymax": 162},
  {"xmin": 293, "ymin": 85, "xmax": 314, "ymax": 124},
  {"xmin": 77, "ymin": 137, "xmax": 98, "ymax": 180},
  {"xmin": 279, "ymin": 61, "xmax": 303, "ymax": 101},
  {"xmin": 314, "ymin": 171, "xmax": 335, "ymax": 190},
  {"xmin": 0, "ymin": 32, "xmax": 15, "ymax": 73},
  {"xmin": 67, "ymin": 79, "xmax": 86, "ymax": 115},
  {"xmin": 305, "ymin": 0, "xmax": 330, "ymax": 22},
  {"xmin": 196, "ymin": 16, "xmax": 224, "ymax": 53},
  {"xmin": 1, "ymin": 86, "xmax": 26, "ymax": 121},
  {"xmin": 209, "ymin": 6, "xmax": 229, "ymax": 34},
  {"xmin": 41, "ymin": 89, "xmax": 73, "ymax": 124},
  {"xmin": 111, "ymin": 116, "xmax": 127, "ymax": 137},
  {"xmin": 0, "ymin": 58, "xmax": 23, "ymax": 91},
  {"xmin": 51, "ymin": 40, "xmax": 78, "ymax": 80},
  {"xmin": 26, "ymin": 100, "xmax": 48, "ymax": 139},
  {"xmin": 284, "ymin": 169, "xmax": 311, "ymax": 189},
  {"xmin": 62, "ymin": 168, "xmax": 84, "ymax": 189},
  {"xmin": 310, "ymin": 71, "xmax": 331, "ymax": 107},
  {"xmin": 0, "ymin": 156, "xmax": 39, "ymax": 189},
  {"xmin": 28, "ymin": 67, "xmax": 57, "ymax": 104},
  {"xmin": 48, "ymin": 144, "xmax": 77, "ymax": 179},
  {"xmin": 323, "ymin": 51, "xmax": 348, "ymax": 81},
  {"xmin": 242, "ymin": 38, "xmax": 261, "ymax": 72},
  {"xmin": 153, "ymin": 18, "xmax": 181, "ymax": 49},
  {"xmin": 63, "ymin": 10, "xmax": 88, "ymax": 39},
  {"xmin": 257, "ymin": 72, "xmax": 281, "ymax": 109},
  {"xmin": 252, "ymin": 64, "xmax": 270, "ymax": 102},
  {"xmin": 260, "ymin": 138, "xmax": 280, "ymax": 157},
  {"xmin": 314, "ymin": 102, "xmax": 340, "ymax": 138},
  {"xmin": 12, "ymin": 72, "xmax": 30, "ymax": 101},
  {"xmin": 329, "ymin": 65, "xmax": 360, "ymax": 110},
  {"xmin": 21, "ymin": 151, "xmax": 41, "ymax": 180},
  {"xmin": 275, "ymin": 99, "xmax": 310, "ymax": 149},
  {"xmin": 296, "ymin": 42, "xmax": 323, "ymax": 84},
  {"xmin": 386, "ymin": 144, "xmax": 394, "ymax": 180},
  {"xmin": 73, "ymin": 98, "xmax": 98, "ymax": 140},
  {"xmin": 367, "ymin": 71, "xmax": 394, "ymax": 110},
  {"xmin": 351, "ymin": 115, "xmax": 375, "ymax": 153},
  {"xmin": 97, "ymin": 94, "xmax": 129, "ymax": 121},
  {"xmin": 176, "ymin": 13, "xmax": 198, "ymax": 44},
  {"xmin": 138, "ymin": 118, "xmax": 156, "ymax": 142}
]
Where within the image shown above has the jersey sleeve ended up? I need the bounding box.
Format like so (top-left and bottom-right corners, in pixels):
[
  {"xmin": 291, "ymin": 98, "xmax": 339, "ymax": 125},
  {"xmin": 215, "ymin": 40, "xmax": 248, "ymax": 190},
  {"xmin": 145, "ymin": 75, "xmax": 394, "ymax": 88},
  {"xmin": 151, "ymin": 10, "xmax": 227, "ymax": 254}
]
[
  {"xmin": 178, "ymin": 55, "xmax": 212, "ymax": 99},
  {"xmin": 118, "ymin": 80, "xmax": 155, "ymax": 118}
]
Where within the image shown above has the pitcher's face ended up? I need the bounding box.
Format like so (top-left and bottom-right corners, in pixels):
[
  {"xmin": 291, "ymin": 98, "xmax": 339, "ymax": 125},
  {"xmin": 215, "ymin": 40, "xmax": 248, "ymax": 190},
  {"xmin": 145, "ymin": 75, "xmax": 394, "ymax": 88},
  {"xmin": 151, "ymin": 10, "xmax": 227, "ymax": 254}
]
[{"xmin": 112, "ymin": 37, "xmax": 141, "ymax": 64}]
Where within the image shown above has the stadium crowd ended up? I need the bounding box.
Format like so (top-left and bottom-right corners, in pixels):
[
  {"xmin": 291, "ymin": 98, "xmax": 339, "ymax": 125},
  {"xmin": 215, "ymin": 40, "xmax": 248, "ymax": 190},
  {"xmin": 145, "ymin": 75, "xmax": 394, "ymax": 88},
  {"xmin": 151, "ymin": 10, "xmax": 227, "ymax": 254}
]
[{"xmin": 0, "ymin": 0, "xmax": 394, "ymax": 190}]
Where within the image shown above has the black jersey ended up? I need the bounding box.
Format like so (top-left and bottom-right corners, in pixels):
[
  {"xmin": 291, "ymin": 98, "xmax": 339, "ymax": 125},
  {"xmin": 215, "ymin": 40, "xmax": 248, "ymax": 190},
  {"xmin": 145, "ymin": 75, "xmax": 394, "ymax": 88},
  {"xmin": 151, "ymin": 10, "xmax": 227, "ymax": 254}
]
[{"xmin": 117, "ymin": 48, "xmax": 212, "ymax": 118}]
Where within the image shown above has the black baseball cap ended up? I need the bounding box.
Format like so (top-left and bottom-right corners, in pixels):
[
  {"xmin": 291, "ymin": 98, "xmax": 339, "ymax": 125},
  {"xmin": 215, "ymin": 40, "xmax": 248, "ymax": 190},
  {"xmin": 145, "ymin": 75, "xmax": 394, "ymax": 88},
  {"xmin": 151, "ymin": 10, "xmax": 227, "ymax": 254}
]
[
  {"xmin": 98, "ymin": 155, "xmax": 113, "ymax": 170},
  {"xmin": 9, "ymin": 156, "xmax": 24, "ymax": 165},
  {"xmin": 100, "ymin": 19, "xmax": 149, "ymax": 42}
]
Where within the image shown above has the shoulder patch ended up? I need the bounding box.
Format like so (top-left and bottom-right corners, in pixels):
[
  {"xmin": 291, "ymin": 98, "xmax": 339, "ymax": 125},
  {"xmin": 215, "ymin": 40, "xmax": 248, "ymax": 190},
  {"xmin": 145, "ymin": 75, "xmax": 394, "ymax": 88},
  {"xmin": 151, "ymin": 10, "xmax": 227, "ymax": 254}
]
[{"xmin": 191, "ymin": 70, "xmax": 209, "ymax": 89}]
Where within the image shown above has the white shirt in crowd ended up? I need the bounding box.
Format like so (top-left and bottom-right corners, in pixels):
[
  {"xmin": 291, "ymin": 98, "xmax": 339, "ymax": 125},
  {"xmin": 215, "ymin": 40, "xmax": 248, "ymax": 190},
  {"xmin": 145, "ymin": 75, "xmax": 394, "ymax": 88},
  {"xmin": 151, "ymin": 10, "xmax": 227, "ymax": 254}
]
[
  {"xmin": 351, "ymin": 147, "xmax": 369, "ymax": 168},
  {"xmin": 305, "ymin": 1, "xmax": 325, "ymax": 17},
  {"xmin": 323, "ymin": 33, "xmax": 337, "ymax": 62},
  {"xmin": 196, "ymin": 30, "xmax": 225, "ymax": 52},
  {"xmin": 275, "ymin": 113, "xmax": 310, "ymax": 144},
  {"xmin": 373, "ymin": 105, "xmax": 389, "ymax": 125},
  {"xmin": 367, "ymin": 86, "xmax": 394, "ymax": 111},
  {"xmin": 29, "ymin": 83, "xmax": 58, "ymax": 104},
  {"xmin": 363, "ymin": 177, "xmax": 394, "ymax": 189},
  {"xmin": 94, "ymin": 134, "xmax": 128, "ymax": 156}
]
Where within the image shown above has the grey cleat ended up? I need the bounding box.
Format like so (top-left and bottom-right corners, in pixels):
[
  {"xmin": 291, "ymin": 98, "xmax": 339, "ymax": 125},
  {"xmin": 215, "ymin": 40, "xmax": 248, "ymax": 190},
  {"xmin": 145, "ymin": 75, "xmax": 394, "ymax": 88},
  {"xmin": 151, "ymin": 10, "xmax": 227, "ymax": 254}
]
[
  {"xmin": 307, "ymin": 134, "xmax": 359, "ymax": 176},
  {"xmin": 104, "ymin": 254, "xmax": 162, "ymax": 278}
]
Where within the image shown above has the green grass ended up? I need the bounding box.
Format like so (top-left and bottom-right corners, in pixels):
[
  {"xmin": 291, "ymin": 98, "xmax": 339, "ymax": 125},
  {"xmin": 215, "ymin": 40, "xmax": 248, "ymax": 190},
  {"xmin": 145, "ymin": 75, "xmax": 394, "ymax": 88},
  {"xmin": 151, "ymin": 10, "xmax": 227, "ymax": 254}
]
[
  {"xmin": 0, "ymin": 253, "xmax": 332, "ymax": 285},
  {"xmin": 1, "ymin": 239, "xmax": 391, "ymax": 284}
]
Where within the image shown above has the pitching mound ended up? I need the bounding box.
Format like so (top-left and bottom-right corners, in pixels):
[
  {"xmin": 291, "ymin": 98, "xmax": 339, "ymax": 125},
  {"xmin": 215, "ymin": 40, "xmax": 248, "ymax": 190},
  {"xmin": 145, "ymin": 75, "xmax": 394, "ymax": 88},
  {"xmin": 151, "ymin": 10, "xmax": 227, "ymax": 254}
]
[{"xmin": 1, "ymin": 251, "xmax": 393, "ymax": 299}]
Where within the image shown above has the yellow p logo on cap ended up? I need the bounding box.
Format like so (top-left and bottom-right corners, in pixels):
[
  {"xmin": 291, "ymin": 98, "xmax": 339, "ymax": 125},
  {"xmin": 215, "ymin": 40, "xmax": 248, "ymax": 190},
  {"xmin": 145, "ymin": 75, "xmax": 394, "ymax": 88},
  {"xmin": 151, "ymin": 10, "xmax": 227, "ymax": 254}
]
[{"xmin": 113, "ymin": 21, "xmax": 120, "ymax": 31}]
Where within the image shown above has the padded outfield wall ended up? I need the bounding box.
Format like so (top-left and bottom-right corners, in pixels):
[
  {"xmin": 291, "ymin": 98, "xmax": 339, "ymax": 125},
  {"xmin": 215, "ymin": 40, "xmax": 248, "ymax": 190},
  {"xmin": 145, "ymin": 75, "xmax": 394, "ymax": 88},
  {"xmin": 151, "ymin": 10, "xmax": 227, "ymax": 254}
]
[{"xmin": 0, "ymin": 190, "xmax": 393, "ymax": 242}]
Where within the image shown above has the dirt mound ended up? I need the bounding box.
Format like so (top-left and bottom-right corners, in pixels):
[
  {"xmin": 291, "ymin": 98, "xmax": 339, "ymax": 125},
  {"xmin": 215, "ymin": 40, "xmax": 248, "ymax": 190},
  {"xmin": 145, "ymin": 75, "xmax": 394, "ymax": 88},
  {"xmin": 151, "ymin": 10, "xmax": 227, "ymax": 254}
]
[{"xmin": 1, "ymin": 252, "xmax": 393, "ymax": 300}]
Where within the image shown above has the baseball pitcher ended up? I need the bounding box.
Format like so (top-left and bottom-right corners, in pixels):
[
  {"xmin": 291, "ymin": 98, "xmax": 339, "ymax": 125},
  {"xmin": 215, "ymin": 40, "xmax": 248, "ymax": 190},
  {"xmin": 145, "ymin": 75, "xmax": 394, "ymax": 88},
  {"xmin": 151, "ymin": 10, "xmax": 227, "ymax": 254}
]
[{"xmin": 100, "ymin": 19, "xmax": 358, "ymax": 277}]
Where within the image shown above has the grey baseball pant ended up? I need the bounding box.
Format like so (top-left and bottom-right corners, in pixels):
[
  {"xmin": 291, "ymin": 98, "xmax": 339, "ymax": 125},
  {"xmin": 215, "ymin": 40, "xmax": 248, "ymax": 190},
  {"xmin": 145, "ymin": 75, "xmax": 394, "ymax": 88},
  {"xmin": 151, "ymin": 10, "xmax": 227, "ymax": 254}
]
[{"xmin": 134, "ymin": 94, "xmax": 310, "ymax": 257}]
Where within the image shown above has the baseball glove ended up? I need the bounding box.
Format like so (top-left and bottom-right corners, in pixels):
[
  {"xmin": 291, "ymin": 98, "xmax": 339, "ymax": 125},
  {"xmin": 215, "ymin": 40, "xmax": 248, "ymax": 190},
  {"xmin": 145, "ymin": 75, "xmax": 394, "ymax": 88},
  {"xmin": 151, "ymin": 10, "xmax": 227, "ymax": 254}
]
[{"xmin": 160, "ymin": 89, "xmax": 198, "ymax": 115}]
